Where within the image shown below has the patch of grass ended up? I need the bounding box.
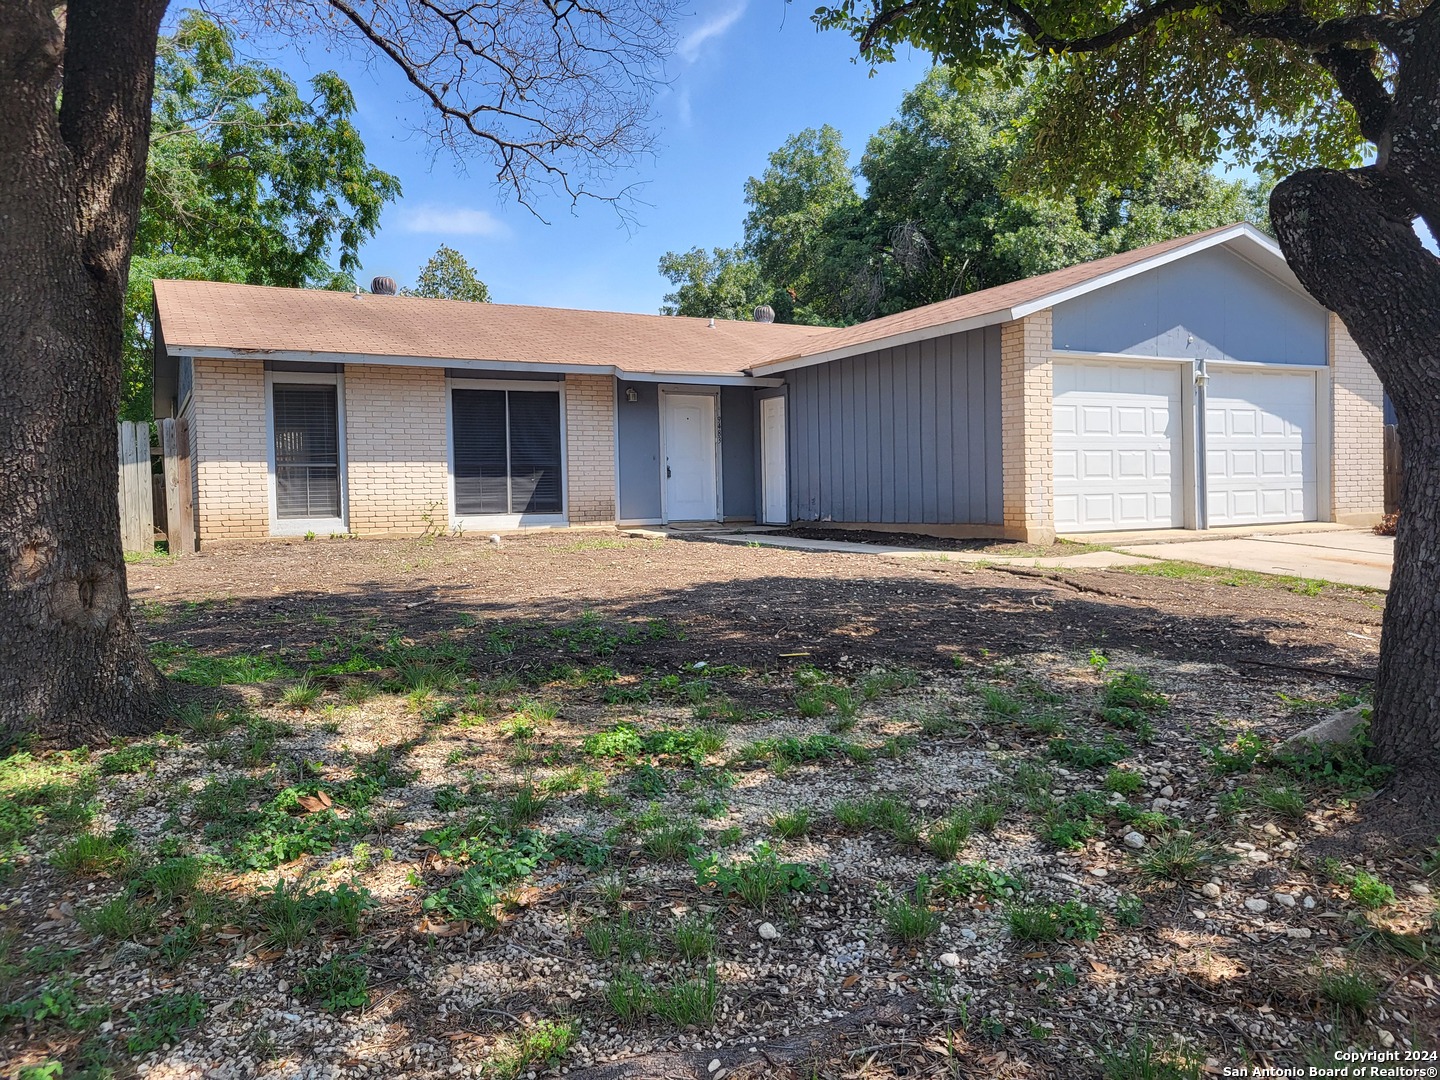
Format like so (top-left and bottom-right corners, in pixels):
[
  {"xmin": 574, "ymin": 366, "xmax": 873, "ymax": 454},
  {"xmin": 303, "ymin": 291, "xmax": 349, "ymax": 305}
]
[
  {"xmin": 694, "ymin": 842, "xmax": 825, "ymax": 911},
  {"xmin": 1006, "ymin": 899, "xmax": 1103, "ymax": 943},
  {"xmin": 880, "ymin": 883, "xmax": 940, "ymax": 942},
  {"xmin": 1100, "ymin": 671, "xmax": 1168, "ymax": 713},
  {"xmin": 495, "ymin": 782, "xmax": 550, "ymax": 830},
  {"xmin": 796, "ymin": 683, "xmax": 858, "ymax": 722},
  {"xmin": 924, "ymin": 811, "xmax": 973, "ymax": 861},
  {"xmin": 1098, "ymin": 1036, "xmax": 1204, "ymax": 1080},
  {"xmin": 280, "ymin": 677, "xmax": 323, "ymax": 710},
  {"xmin": 1205, "ymin": 730, "xmax": 1268, "ymax": 774},
  {"xmin": 834, "ymin": 795, "xmax": 919, "ymax": 845},
  {"xmin": 1274, "ymin": 725, "xmax": 1393, "ymax": 793},
  {"xmin": 980, "ymin": 686, "xmax": 1022, "ymax": 719},
  {"xmin": 193, "ymin": 774, "xmax": 258, "ymax": 822},
  {"xmin": 1137, "ymin": 833, "xmax": 1232, "ymax": 883},
  {"xmin": 642, "ymin": 820, "xmax": 703, "ymax": 861},
  {"xmin": 77, "ymin": 894, "xmax": 157, "ymax": 941},
  {"xmin": 735, "ymin": 733, "xmax": 852, "ymax": 766},
  {"xmin": 234, "ymin": 716, "xmax": 292, "ymax": 767},
  {"xmin": 98, "ymin": 741, "xmax": 159, "ymax": 775},
  {"xmin": 1348, "ymin": 871, "xmax": 1396, "ymax": 910},
  {"xmin": 586, "ymin": 909, "xmax": 654, "ymax": 962},
  {"xmin": 487, "ymin": 1019, "xmax": 577, "ymax": 1079},
  {"xmin": 651, "ymin": 966, "xmax": 719, "ymax": 1026},
  {"xmin": 932, "ymin": 862, "xmax": 1025, "ymax": 902},
  {"xmin": 138, "ymin": 855, "xmax": 208, "ymax": 905},
  {"xmin": 1115, "ymin": 893, "xmax": 1145, "ymax": 927},
  {"xmin": 420, "ymin": 826, "xmax": 548, "ymax": 928},
  {"xmin": 124, "ymin": 992, "xmax": 206, "ymax": 1053},
  {"xmin": 1318, "ymin": 966, "xmax": 1380, "ymax": 1012},
  {"xmin": 769, "ymin": 808, "xmax": 811, "ymax": 839},
  {"xmin": 858, "ymin": 667, "xmax": 920, "ymax": 699},
  {"xmin": 153, "ymin": 645, "xmax": 296, "ymax": 686},
  {"xmin": 1254, "ymin": 781, "xmax": 1307, "ymax": 821},
  {"xmin": 671, "ymin": 912, "xmax": 716, "ymax": 962},
  {"xmin": 605, "ymin": 968, "xmax": 650, "ymax": 1023},
  {"xmin": 1121, "ymin": 558, "xmax": 1351, "ymax": 598},
  {"xmin": 1102, "ymin": 768, "xmax": 1145, "ymax": 796},
  {"xmin": 174, "ymin": 702, "xmax": 235, "ymax": 739},
  {"xmin": 298, "ymin": 954, "xmax": 370, "ymax": 1011},
  {"xmin": 583, "ymin": 723, "xmax": 724, "ymax": 765},
  {"xmin": 51, "ymin": 829, "xmax": 134, "ymax": 878},
  {"xmin": 1048, "ymin": 736, "xmax": 1128, "ymax": 769}
]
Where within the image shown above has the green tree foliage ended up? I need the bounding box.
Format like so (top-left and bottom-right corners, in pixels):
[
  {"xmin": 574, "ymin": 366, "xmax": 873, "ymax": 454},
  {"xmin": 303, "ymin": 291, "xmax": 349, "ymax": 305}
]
[
  {"xmin": 659, "ymin": 70, "xmax": 1266, "ymax": 325},
  {"xmin": 402, "ymin": 245, "xmax": 491, "ymax": 303},
  {"xmin": 124, "ymin": 12, "xmax": 401, "ymax": 420},
  {"xmin": 658, "ymin": 246, "xmax": 766, "ymax": 320}
]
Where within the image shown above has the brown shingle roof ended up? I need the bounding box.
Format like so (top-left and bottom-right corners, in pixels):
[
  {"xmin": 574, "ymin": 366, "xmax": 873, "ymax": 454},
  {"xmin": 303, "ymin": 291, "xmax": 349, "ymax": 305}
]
[
  {"xmin": 751, "ymin": 223, "xmax": 1250, "ymax": 367},
  {"xmin": 154, "ymin": 224, "xmax": 1270, "ymax": 376},
  {"xmin": 152, "ymin": 279, "xmax": 830, "ymax": 377}
]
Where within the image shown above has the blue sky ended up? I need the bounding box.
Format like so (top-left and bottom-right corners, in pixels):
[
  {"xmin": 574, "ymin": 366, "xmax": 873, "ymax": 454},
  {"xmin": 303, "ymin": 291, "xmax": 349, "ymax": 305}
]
[{"xmin": 238, "ymin": 3, "xmax": 935, "ymax": 313}]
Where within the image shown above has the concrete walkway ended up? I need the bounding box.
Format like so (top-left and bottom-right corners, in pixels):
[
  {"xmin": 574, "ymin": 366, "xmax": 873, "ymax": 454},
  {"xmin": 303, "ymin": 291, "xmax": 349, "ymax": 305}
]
[
  {"xmin": 1114, "ymin": 530, "xmax": 1393, "ymax": 590},
  {"xmin": 634, "ymin": 524, "xmax": 1393, "ymax": 590}
]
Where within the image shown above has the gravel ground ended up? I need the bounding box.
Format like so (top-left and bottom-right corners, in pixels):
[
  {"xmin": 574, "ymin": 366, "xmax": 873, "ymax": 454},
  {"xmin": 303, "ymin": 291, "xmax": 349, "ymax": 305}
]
[{"xmin": 1, "ymin": 532, "xmax": 1434, "ymax": 1080}]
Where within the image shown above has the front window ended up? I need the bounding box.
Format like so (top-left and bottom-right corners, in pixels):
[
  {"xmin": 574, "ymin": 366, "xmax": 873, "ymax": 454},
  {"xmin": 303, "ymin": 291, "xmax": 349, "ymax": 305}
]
[
  {"xmin": 273, "ymin": 383, "xmax": 341, "ymax": 519},
  {"xmin": 452, "ymin": 387, "xmax": 562, "ymax": 517}
]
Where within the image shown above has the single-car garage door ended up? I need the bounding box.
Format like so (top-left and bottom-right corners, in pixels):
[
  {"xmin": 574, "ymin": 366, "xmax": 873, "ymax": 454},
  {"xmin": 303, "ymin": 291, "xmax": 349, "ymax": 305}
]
[
  {"xmin": 1205, "ymin": 366, "xmax": 1317, "ymax": 526},
  {"xmin": 1054, "ymin": 359, "xmax": 1183, "ymax": 531}
]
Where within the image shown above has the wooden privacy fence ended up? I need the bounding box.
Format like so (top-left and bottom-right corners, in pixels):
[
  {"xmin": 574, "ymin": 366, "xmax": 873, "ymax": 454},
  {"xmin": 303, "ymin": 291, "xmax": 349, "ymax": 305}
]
[
  {"xmin": 1384, "ymin": 424, "xmax": 1402, "ymax": 515},
  {"xmin": 116, "ymin": 418, "xmax": 194, "ymax": 555}
]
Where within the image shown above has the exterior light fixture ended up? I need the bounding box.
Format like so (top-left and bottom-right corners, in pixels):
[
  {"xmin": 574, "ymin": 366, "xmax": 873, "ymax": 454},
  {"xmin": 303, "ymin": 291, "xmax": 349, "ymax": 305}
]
[{"xmin": 625, "ymin": 387, "xmax": 639, "ymax": 403}]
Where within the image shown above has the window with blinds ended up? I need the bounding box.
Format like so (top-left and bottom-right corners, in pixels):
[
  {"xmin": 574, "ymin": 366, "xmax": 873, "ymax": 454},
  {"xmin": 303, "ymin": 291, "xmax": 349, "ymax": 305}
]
[
  {"xmin": 452, "ymin": 388, "xmax": 562, "ymax": 516},
  {"xmin": 272, "ymin": 384, "xmax": 341, "ymax": 519}
]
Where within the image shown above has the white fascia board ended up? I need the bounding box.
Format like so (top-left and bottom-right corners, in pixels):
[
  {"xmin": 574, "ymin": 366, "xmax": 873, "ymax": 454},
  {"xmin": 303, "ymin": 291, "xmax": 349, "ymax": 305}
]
[
  {"xmin": 748, "ymin": 309, "xmax": 1015, "ymax": 375},
  {"xmin": 173, "ymin": 345, "xmax": 781, "ymax": 386},
  {"xmin": 1010, "ymin": 224, "xmax": 1296, "ymax": 317}
]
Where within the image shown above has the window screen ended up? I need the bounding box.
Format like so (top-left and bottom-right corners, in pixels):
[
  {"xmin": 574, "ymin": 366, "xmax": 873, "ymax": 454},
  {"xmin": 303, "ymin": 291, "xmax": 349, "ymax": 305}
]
[
  {"xmin": 452, "ymin": 388, "xmax": 563, "ymax": 516},
  {"xmin": 272, "ymin": 384, "xmax": 340, "ymax": 519}
]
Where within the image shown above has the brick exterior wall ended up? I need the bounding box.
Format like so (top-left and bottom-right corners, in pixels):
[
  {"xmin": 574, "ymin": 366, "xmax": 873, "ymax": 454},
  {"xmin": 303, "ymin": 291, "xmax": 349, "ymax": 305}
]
[
  {"xmin": 564, "ymin": 374, "xmax": 617, "ymax": 525},
  {"xmin": 345, "ymin": 365, "xmax": 449, "ymax": 534},
  {"xmin": 1000, "ymin": 310, "xmax": 1055, "ymax": 543},
  {"xmin": 1328, "ymin": 314, "xmax": 1386, "ymax": 525},
  {"xmin": 191, "ymin": 359, "xmax": 269, "ymax": 542}
]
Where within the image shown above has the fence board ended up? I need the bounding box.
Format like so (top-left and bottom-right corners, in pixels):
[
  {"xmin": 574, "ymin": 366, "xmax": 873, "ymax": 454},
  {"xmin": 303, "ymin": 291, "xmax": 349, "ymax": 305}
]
[
  {"xmin": 175, "ymin": 417, "xmax": 196, "ymax": 554},
  {"xmin": 116, "ymin": 421, "xmax": 152, "ymax": 553},
  {"xmin": 1384, "ymin": 424, "xmax": 1402, "ymax": 515}
]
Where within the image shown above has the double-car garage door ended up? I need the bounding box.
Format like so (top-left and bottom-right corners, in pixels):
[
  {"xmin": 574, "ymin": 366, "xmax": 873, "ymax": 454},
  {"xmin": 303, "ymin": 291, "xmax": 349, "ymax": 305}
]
[{"xmin": 1053, "ymin": 358, "xmax": 1317, "ymax": 532}]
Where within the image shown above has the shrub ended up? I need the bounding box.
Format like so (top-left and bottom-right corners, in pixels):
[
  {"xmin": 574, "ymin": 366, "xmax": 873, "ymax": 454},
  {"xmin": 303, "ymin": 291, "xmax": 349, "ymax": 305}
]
[
  {"xmin": 1102, "ymin": 768, "xmax": 1145, "ymax": 796},
  {"xmin": 1349, "ymin": 871, "xmax": 1395, "ymax": 911}
]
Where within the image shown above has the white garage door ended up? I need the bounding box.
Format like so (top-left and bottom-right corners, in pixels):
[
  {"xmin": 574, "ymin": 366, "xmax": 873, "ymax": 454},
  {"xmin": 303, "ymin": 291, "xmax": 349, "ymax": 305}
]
[
  {"xmin": 1054, "ymin": 359, "xmax": 1183, "ymax": 531},
  {"xmin": 1205, "ymin": 367, "xmax": 1317, "ymax": 526}
]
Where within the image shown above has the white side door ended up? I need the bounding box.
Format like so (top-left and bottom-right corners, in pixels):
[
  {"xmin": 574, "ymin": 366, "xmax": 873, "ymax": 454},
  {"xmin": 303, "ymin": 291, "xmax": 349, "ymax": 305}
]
[
  {"xmin": 1053, "ymin": 359, "xmax": 1183, "ymax": 531},
  {"xmin": 662, "ymin": 393, "xmax": 718, "ymax": 522},
  {"xmin": 1205, "ymin": 367, "xmax": 1317, "ymax": 525},
  {"xmin": 759, "ymin": 396, "xmax": 787, "ymax": 525}
]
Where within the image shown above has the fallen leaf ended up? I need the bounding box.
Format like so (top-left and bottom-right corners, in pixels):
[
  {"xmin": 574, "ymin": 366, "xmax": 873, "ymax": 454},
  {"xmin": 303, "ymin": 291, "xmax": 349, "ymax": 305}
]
[
  {"xmin": 842, "ymin": 974, "xmax": 859, "ymax": 988},
  {"xmin": 297, "ymin": 790, "xmax": 333, "ymax": 813},
  {"xmin": 1023, "ymin": 951, "xmax": 1047, "ymax": 959},
  {"xmin": 1088, "ymin": 959, "xmax": 1115, "ymax": 975}
]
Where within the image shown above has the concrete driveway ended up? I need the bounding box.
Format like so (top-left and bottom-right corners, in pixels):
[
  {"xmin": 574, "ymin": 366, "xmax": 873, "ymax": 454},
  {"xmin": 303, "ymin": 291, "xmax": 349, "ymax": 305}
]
[{"xmin": 1114, "ymin": 529, "xmax": 1393, "ymax": 590}]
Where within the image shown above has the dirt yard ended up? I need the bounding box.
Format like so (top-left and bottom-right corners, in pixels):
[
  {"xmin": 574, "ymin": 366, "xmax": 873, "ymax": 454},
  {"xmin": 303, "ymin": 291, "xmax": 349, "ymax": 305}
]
[{"xmin": 2, "ymin": 531, "xmax": 1434, "ymax": 1080}]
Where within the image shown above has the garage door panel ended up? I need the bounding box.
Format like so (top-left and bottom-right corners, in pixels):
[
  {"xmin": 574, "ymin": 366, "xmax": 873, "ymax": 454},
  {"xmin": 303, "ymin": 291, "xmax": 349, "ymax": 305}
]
[
  {"xmin": 1205, "ymin": 368, "xmax": 1317, "ymax": 526},
  {"xmin": 1054, "ymin": 359, "xmax": 1183, "ymax": 532}
]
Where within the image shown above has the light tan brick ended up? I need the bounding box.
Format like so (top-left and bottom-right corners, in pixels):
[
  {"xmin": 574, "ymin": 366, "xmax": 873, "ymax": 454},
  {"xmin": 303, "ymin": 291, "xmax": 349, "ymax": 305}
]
[
  {"xmin": 1328, "ymin": 314, "xmax": 1385, "ymax": 525},
  {"xmin": 1000, "ymin": 311, "xmax": 1055, "ymax": 544}
]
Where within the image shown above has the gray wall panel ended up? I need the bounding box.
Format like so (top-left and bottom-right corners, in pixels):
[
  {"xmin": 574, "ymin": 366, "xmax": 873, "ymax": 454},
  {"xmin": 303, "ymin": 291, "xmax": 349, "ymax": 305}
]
[
  {"xmin": 1051, "ymin": 246, "xmax": 1328, "ymax": 364},
  {"xmin": 787, "ymin": 327, "xmax": 1002, "ymax": 525},
  {"xmin": 616, "ymin": 382, "xmax": 661, "ymax": 521},
  {"xmin": 720, "ymin": 386, "xmax": 755, "ymax": 520}
]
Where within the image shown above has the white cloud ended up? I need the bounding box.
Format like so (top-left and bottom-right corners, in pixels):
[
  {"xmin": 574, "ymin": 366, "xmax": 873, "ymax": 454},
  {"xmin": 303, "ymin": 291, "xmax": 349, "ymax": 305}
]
[
  {"xmin": 398, "ymin": 205, "xmax": 509, "ymax": 238},
  {"xmin": 677, "ymin": 3, "xmax": 747, "ymax": 63},
  {"xmin": 676, "ymin": 86, "xmax": 693, "ymax": 127}
]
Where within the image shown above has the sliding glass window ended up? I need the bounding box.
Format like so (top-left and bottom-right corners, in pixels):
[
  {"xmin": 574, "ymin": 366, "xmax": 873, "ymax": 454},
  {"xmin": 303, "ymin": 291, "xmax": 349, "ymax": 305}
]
[
  {"xmin": 452, "ymin": 387, "xmax": 563, "ymax": 518},
  {"xmin": 272, "ymin": 383, "xmax": 342, "ymax": 520}
]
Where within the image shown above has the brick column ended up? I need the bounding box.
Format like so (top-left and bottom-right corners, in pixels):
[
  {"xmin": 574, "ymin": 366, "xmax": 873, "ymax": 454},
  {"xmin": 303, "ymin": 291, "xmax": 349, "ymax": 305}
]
[
  {"xmin": 1001, "ymin": 310, "xmax": 1055, "ymax": 543},
  {"xmin": 565, "ymin": 374, "xmax": 617, "ymax": 524},
  {"xmin": 191, "ymin": 359, "xmax": 269, "ymax": 542},
  {"xmin": 345, "ymin": 365, "xmax": 449, "ymax": 535},
  {"xmin": 1328, "ymin": 313, "xmax": 1385, "ymax": 526}
]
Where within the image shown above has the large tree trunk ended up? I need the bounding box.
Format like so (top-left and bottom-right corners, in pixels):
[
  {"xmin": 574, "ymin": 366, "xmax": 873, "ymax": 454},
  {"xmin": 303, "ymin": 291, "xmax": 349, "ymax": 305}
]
[
  {"xmin": 1271, "ymin": 180, "xmax": 1440, "ymax": 791},
  {"xmin": 0, "ymin": 1, "xmax": 169, "ymax": 746},
  {"xmin": 1270, "ymin": 9, "xmax": 1440, "ymax": 798}
]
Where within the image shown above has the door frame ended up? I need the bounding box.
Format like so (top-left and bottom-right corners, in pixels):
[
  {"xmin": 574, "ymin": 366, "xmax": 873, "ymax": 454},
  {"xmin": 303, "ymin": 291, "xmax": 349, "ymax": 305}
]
[
  {"xmin": 264, "ymin": 367, "xmax": 348, "ymax": 537},
  {"xmin": 658, "ymin": 386, "xmax": 721, "ymax": 524},
  {"xmin": 759, "ymin": 392, "xmax": 788, "ymax": 525}
]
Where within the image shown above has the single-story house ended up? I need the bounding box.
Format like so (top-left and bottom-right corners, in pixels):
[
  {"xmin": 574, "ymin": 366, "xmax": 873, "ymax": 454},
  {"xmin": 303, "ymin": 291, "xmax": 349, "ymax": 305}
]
[{"xmin": 151, "ymin": 222, "xmax": 1385, "ymax": 547}]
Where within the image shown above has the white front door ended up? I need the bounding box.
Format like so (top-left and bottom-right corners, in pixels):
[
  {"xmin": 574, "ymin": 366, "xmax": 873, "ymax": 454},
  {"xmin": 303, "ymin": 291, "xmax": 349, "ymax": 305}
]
[
  {"xmin": 1205, "ymin": 367, "xmax": 1317, "ymax": 526},
  {"xmin": 663, "ymin": 393, "xmax": 718, "ymax": 522},
  {"xmin": 1053, "ymin": 359, "xmax": 1184, "ymax": 531},
  {"xmin": 760, "ymin": 396, "xmax": 787, "ymax": 524}
]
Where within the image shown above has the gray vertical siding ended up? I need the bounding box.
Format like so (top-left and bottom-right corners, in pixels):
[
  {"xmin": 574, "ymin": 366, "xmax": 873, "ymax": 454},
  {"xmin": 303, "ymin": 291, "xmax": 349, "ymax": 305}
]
[
  {"xmin": 720, "ymin": 386, "xmax": 755, "ymax": 520},
  {"xmin": 1051, "ymin": 246, "xmax": 1328, "ymax": 364},
  {"xmin": 616, "ymin": 382, "xmax": 661, "ymax": 521},
  {"xmin": 787, "ymin": 326, "xmax": 1002, "ymax": 525}
]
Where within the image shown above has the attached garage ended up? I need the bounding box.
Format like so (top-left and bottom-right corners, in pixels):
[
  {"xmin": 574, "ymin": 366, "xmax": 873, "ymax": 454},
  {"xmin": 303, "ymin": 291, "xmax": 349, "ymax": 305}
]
[
  {"xmin": 1204, "ymin": 366, "xmax": 1318, "ymax": 526},
  {"xmin": 1053, "ymin": 358, "xmax": 1184, "ymax": 531}
]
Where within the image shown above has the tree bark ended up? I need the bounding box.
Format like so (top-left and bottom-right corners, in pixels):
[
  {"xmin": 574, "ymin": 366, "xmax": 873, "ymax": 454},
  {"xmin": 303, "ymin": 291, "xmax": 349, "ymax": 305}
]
[
  {"xmin": 0, "ymin": 1, "xmax": 169, "ymax": 746},
  {"xmin": 1271, "ymin": 164, "xmax": 1440, "ymax": 791}
]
